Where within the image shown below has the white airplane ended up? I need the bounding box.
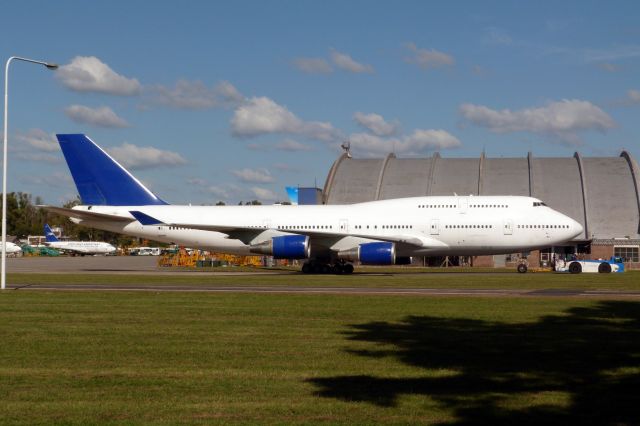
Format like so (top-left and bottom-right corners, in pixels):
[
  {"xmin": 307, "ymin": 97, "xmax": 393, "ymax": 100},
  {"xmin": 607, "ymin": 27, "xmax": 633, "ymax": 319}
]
[
  {"xmin": 42, "ymin": 134, "xmax": 583, "ymax": 274},
  {"xmin": 44, "ymin": 223, "xmax": 116, "ymax": 256},
  {"xmin": 3, "ymin": 242, "xmax": 22, "ymax": 255}
]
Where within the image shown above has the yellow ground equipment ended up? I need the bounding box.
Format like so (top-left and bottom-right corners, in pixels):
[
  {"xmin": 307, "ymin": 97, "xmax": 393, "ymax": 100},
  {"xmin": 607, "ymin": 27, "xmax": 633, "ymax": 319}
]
[{"xmin": 158, "ymin": 248, "xmax": 198, "ymax": 267}]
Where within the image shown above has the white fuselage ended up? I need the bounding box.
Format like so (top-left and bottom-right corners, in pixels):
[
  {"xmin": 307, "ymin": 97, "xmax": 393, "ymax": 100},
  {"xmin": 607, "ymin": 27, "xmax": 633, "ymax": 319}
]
[
  {"xmin": 70, "ymin": 195, "xmax": 583, "ymax": 258},
  {"xmin": 3, "ymin": 242, "xmax": 22, "ymax": 255},
  {"xmin": 45, "ymin": 241, "xmax": 116, "ymax": 255}
]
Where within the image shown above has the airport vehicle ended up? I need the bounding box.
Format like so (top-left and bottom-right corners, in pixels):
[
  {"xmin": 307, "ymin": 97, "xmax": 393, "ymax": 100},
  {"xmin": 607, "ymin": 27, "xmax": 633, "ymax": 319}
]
[
  {"xmin": 44, "ymin": 224, "xmax": 116, "ymax": 256},
  {"xmin": 554, "ymin": 256, "xmax": 625, "ymax": 274},
  {"xmin": 2, "ymin": 242, "xmax": 22, "ymax": 256},
  {"xmin": 130, "ymin": 247, "xmax": 161, "ymax": 256},
  {"xmin": 41, "ymin": 134, "xmax": 584, "ymax": 274}
]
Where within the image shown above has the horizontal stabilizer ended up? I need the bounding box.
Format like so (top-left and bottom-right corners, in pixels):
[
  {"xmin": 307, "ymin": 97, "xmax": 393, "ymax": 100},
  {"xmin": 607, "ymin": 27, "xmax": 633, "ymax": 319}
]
[
  {"xmin": 129, "ymin": 211, "xmax": 165, "ymax": 225},
  {"xmin": 39, "ymin": 205, "xmax": 134, "ymax": 222}
]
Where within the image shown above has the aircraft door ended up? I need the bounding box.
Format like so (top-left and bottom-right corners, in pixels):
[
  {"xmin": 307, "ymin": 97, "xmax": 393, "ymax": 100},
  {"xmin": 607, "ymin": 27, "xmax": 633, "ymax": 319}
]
[
  {"xmin": 339, "ymin": 219, "xmax": 349, "ymax": 233},
  {"xmin": 458, "ymin": 197, "xmax": 468, "ymax": 214},
  {"xmin": 503, "ymin": 220, "xmax": 513, "ymax": 235},
  {"xmin": 430, "ymin": 219, "xmax": 440, "ymax": 235}
]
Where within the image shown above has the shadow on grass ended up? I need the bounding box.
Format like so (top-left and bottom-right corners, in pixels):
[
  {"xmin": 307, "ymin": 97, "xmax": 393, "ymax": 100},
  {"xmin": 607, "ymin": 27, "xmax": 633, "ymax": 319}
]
[{"xmin": 308, "ymin": 301, "xmax": 640, "ymax": 425}]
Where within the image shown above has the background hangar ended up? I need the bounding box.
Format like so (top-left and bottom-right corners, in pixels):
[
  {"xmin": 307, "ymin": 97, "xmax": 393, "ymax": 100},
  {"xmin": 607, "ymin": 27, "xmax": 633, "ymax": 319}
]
[{"xmin": 318, "ymin": 150, "xmax": 640, "ymax": 268}]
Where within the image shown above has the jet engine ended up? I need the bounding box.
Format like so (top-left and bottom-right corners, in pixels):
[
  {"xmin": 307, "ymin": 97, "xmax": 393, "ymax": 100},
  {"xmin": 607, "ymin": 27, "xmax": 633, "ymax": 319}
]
[
  {"xmin": 250, "ymin": 235, "xmax": 310, "ymax": 259},
  {"xmin": 338, "ymin": 242, "xmax": 398, "ymax": 265}
]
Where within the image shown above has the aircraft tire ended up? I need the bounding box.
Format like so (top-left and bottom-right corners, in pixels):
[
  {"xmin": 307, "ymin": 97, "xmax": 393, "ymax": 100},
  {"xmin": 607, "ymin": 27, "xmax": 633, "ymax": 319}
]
[
  {"xmin": 517, "ymin": 264, "xmax": 528, "ymax": 274},
  {"xmin": 598, "ymin": 262, "xmax": 612, "ymax": 273},
  {"xmin": 569, "ymin": 262, "xmax": 582, "ymax": 274},
  {"xmin": 301, "ymin": 263, "xmax": 311, "ymax": 274},
  {"xmin": 333, "ymin": 264, "xmax": 344, "ymax": 274},
  {"xmin": 343, "ymin": 264, "xmax": 354, "ymax": 274}
]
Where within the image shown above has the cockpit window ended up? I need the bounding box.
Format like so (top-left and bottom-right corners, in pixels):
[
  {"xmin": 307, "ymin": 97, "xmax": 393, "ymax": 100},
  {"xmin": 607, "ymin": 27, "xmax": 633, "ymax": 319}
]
[{"xmin": 533, "ymin": 201, "xmax": 548, "ymax": 207}]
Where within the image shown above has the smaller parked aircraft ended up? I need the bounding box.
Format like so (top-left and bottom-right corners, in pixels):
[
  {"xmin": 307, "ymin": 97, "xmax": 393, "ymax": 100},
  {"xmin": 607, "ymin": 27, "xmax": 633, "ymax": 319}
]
[
  {"xmin": 44, "ymin": 224, "xmax": 116, "ymax": 256},
  {"xmin": 3, "ymin": 242, "xmax": 22, "ymax": 256}
]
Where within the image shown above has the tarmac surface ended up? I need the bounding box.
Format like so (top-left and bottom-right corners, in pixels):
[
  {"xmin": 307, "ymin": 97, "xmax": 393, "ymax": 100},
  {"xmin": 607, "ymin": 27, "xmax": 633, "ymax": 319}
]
[
  {"xmin": 6, "ymin": 255, "xmax": 280, "ymax": 275},
  {"xmin": 5, "ymin": 256, "xmax": 640, "ymax": 298}
]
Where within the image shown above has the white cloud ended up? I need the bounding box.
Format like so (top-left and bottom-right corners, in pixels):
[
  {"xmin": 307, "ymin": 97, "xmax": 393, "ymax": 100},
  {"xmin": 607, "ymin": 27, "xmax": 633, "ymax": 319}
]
[
  {"xmin": 15, "ymin": 129, "xmax": 58, "ymax": 152},
  {"xmin": 330, "ymin": 49, "xmax": 374, "ymax": 73},
  {"xmin": 404, "ymin": 43, "xmax": 454, "ymax": 70},
  {"xmin": 149, "ymin": 80, "xmax": 244, "ymax": 109},
  {"xmin": 246, "ymin": 143, "xmax": 270, "ymax": 151},
  {"xmin": 231, "ymin": 96, "xmax": 339, "ymax": 142},
  {"xmin": 404, "ymin": 129, "xmax": 461, "ymax": 150},
  {"xmin": 349, "ymin": 129, "xmax": 461, "ymax": 157},
  {"xmin": 64, "ymin": 105, "xmax": 129, "ymax": 128},
  {"xmin": 206, "ymin": 186, "xmax": 231, "ymax": 199},
  {"xmin": 232, "ymin": 168, "xmax": 275, "ymax": 183},
  {"xmin": 293, "ymin": 57, "xmax": 333, "ymax": 74},
  {"xmin": 107, "ymin": 143, "xmax": 187, "ymax": 170},
  {"xmin": 597, "ymin": 62, "xmax": 620, "ymax": 72},
  {"xmin": 581, "ymin": 45, "xmax": 640, "ymax": 62},
  {"xmin": 273, "ymin": 162, "xmax": 302, "ymax": 173},
  {"xmin": 19, "ymin": 172, "xmax": 72, "ymax": 188},
  {"xmin": 472, "ymin": 65, "xmax": 488, "ymax": 76},
  {"xmin": 354, "ymin": 112, "xmax": 399, "ymax": 136},
  {"xmin": 459, "ymin": 99, "xmax": 615, "ymax": 143},
  {"xmin": 628, "ymin": 89, "xmax": 640, "ymax": 104},
  {"xmin": 186, "ymin": 178, "xmax": 208, "ymax": 186},
  {"xmin": 250, "ymin": 186, "xmax": 279, "ymax": 202},
  {"xmin": 216, "ymin": 80, "xmax": 245, "ymax": 104},
  {"xmin": 14, "ymin": 152, "xmax": 61, "ymax": 163},
  {"xmin": 56, "ymin": 56, "xmax": 141, "ymax": 96},
  {"xmin": 483, "ymin": 27, "xmax": 513, "ymax": 45},
  {"xmin": 275, "ymin": 139, "xmax": 313, "ymax": 151}
]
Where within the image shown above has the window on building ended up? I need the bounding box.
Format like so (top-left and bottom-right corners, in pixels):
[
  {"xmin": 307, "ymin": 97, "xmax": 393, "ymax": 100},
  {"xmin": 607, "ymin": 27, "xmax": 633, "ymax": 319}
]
[{"xmin": 614, "ymin": 246, "xmax": 639, "ymax": 262}]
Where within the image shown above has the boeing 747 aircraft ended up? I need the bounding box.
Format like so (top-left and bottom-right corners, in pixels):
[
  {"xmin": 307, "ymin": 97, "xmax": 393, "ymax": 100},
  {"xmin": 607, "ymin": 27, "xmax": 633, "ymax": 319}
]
[
  {"xmin": 42, "ymin": 134, "xmax": 583, "ymax": 274},
  {"xmin": 43, "ymin": 224, "xmax": 116, "ymax": 256}
]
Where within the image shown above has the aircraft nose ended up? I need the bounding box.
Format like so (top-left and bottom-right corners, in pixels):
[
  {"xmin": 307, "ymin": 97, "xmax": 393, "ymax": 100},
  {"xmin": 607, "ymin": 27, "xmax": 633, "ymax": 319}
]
[{"xmin": 570, "ymin": 219, "xmax": 584, "ymax": 238}]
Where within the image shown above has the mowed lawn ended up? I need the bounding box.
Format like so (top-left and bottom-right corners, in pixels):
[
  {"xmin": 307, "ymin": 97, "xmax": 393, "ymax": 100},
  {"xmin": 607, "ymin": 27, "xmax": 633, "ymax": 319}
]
[
  {"xmin": 1, "ymin": 291, "xmax": 639, "ymax": 425},
  {"xmin": 7, "ymin": 269, "xmax": 640, "ymax": 290}
]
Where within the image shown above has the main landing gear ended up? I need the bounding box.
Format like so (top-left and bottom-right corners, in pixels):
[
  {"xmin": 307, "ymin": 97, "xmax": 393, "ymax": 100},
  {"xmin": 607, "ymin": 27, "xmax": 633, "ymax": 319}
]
[{"xmin": 301, "ymin": 261, "xmax": 354, "ymax": 274}]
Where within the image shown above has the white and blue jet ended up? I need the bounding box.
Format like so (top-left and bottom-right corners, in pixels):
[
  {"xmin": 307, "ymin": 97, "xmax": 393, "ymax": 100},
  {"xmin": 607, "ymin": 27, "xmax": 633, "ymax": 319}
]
[
  {"xmin": 44, "ymin": 223, "xmax": 116, "ymax": 256},
  {"xmin": 41, "ymin": 134, "xmax": 583, "ymax": 274}
]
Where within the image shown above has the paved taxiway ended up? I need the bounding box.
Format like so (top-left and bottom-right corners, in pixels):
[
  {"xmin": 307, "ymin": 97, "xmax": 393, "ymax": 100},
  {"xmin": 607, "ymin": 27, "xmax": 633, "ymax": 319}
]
[
  {"xmin": 6, "ymin": 256, "xmax": 640, "ymax": 298},
  {"xmin": 6, "ymin": 255, "xmax": 283, "ymax": 275}
]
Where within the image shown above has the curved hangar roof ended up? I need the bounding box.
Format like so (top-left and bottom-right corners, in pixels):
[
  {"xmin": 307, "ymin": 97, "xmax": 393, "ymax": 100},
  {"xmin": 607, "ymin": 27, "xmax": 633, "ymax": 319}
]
[{"xmin": 322, "ymin": 151, "xmax": 640, "ymax": 240}]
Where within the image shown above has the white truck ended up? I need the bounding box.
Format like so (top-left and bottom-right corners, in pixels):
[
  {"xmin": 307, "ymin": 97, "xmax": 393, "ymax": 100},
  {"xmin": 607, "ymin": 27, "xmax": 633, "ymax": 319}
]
[{"xmin": 554, "ymin": 256, "xmax": 625, "ymax": 274}]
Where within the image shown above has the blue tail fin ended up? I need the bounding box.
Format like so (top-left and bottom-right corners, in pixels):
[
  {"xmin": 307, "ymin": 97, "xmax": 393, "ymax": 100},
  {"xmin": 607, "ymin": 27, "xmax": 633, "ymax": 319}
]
[
  {"xmin": 44, "ymin": 224, "xmax": 59, "ymax": 242},
  {"xmin": 56, "ymin": 134, "xmax": 168, "ymax": 206}
]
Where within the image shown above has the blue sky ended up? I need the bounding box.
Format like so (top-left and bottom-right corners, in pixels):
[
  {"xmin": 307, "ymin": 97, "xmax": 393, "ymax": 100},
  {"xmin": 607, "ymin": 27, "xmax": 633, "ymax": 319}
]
[{"xmin": 2, "ymin": 0, "xmax": 639, "ymax": 204}]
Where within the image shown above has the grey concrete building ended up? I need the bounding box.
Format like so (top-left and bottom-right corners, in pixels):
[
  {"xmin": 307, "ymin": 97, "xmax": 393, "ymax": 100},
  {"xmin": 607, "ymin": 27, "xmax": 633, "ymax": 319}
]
[{"xmin": 321, "ymin": 151, "xmax": 640, "ymax": 266}]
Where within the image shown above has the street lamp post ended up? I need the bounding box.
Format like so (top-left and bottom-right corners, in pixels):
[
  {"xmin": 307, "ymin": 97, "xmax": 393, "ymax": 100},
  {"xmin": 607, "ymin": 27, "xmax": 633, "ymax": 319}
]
[{"xmin": 2, "ymin": 56, "xmax": 58, "ymax": 290}]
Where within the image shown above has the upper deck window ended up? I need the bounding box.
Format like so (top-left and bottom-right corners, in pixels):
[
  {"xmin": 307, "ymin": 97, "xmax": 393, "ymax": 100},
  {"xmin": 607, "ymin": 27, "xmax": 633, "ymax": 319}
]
[{"xmin": 533, "ymin": 201, "xmax": 548, "ymax": 207}]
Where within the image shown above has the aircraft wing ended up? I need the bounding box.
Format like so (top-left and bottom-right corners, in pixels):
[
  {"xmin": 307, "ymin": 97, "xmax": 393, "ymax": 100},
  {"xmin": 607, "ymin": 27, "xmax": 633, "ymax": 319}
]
[
  {"xmin": 40, "ymin": 206, "xmax": 134, "ymax": 223},
  {"xmin": 128, "ymin": 211, "xmax": 446, "ymax": 249}
]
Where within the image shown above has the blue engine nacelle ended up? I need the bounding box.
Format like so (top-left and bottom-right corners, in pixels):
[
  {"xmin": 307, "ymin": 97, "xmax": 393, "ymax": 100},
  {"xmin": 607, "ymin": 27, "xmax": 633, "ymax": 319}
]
[
  {"xmin": 249, "ymin": 235, "xmax": 310, "ymax": 259},
  {"xmin": 338, "ymin": 242, "xmax": 396, "ymax": 265}
]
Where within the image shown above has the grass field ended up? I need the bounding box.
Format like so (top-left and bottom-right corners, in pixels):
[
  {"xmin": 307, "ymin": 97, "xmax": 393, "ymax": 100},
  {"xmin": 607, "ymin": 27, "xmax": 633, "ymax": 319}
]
[
  {"xmin": 7, "ymin": 269, "xmax": 640, "ymax": 291},
  {"xmin": 1, "ymin": 285, "xmax": 639, "ymax": 424}
]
